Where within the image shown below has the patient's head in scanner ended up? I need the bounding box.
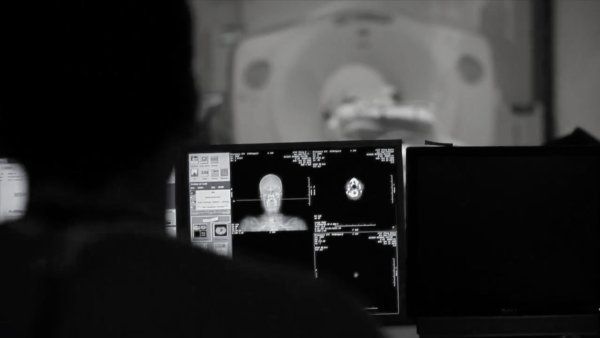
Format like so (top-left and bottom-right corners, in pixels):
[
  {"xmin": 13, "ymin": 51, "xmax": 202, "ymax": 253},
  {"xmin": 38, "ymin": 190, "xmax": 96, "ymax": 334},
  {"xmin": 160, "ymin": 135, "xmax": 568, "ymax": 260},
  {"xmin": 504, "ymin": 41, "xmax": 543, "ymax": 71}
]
[
  {"xmin": 239, "ymin": 174, "xmax": 307, "ymax": 233},
  {"xmin": 319, "ymin": 63, "xmax": 441, "ymax": 144}
]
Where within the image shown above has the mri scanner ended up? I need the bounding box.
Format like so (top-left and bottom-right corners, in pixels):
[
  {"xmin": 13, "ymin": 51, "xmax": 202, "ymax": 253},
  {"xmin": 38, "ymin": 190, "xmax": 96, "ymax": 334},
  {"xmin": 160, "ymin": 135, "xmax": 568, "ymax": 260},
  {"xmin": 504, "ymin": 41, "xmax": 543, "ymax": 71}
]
[{"xmin": 232, "ymin": 4, "xmax": 501, "ymax": 145}]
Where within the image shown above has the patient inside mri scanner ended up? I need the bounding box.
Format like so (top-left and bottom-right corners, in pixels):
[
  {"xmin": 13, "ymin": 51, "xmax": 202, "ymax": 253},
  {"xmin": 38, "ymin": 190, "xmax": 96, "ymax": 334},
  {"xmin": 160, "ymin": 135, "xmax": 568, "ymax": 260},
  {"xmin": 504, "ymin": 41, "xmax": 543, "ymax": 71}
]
[
  {"xmin": 323, "ymin": 87, "xmax": 438, "ymax": 143},
  {"xmin": 319, "ymin": 63, "xmax": 447, "ymax": 145},
  {"xmin": 239, "ymin": 174, "xmax": 308, "ymax": 233}
]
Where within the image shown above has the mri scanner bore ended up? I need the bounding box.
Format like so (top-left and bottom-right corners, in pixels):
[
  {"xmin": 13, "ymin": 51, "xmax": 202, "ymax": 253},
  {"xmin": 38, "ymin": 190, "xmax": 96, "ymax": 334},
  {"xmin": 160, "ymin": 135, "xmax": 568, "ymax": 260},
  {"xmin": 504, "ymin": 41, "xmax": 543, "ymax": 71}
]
[
  {"xmin": 232, "ymin": 3, "xmax": 504, "ymax": 146},
  {"xmin": 239, "ymin": 174, "xmax": 308, "ymax": 232}
]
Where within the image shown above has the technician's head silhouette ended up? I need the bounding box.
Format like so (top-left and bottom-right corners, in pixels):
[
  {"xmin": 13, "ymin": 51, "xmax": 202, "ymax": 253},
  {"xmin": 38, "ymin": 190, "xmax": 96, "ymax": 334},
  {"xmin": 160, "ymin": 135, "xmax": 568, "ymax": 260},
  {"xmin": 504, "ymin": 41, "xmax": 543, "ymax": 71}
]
[
  {"xmin": 0, "ymin": 0, "xmax": 195, "ymax": 224},
  {"xmin": 259, "ymin": 174, "xmax": 283, "ymax": 214}
]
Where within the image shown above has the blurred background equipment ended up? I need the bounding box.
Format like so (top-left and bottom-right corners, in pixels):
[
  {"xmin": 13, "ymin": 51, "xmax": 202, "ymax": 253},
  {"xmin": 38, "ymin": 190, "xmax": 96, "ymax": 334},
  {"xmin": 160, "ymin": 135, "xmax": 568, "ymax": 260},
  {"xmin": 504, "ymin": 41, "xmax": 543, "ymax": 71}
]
[
  {"xmin": 233, "ymin": 3, "xmax": 499, "ymax": 145},
  {"xmin": 191, "ymin": 0, "xmax": 545, "ymax": 147}
]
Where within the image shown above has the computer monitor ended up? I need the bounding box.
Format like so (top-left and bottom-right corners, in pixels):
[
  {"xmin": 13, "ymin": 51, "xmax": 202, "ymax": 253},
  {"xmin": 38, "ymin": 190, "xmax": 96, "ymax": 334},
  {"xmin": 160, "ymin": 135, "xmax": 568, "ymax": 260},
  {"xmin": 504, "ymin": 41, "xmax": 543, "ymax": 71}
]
[
  {"xmin": 177, "ymin": 140, "xmax": 406, "ymax": 324},
  {"xmin": 406, "ymin": 147, "xmax": 600, "ymax": 335},
  {"xmin": 0, "ymin": 159, "xmax": 28, "ymax": 224}
]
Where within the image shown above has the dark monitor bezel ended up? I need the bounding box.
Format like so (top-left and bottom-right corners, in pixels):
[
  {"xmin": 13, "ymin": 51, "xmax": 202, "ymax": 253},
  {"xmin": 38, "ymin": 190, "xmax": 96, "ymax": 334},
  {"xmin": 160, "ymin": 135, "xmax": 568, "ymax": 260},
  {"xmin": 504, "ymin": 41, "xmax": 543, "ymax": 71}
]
[
  {"xmin": 406, "ymin": 146, "xmax": 600, "ymax": 320},
  {"xmin": 176, "ymin": 139, "xmax": 410, "ymax": 325}
]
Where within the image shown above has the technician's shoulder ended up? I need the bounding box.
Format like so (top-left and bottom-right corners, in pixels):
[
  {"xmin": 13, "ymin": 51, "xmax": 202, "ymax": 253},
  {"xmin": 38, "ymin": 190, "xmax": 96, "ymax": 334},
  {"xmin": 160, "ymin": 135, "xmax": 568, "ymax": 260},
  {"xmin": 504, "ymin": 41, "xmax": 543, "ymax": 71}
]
[
  {"xmin": 0, "ymin": 222, "xmax": 51, "ymax": 338},
  {"xmin": 62, "ymin": 234, "xmax": 382, "ymax": 338}
]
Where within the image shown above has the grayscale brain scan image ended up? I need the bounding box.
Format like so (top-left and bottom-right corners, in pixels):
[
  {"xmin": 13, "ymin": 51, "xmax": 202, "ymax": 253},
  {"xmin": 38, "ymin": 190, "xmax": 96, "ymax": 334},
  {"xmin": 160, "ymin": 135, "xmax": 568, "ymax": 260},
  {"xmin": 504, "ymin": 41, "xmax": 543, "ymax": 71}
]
[
  {"xmin": 239, "ymin": 174, "xmax": 308, "ymax": 232},
  {"xmin": 345, "ymin": 177, "xmax": 364, "ymax": 201}
]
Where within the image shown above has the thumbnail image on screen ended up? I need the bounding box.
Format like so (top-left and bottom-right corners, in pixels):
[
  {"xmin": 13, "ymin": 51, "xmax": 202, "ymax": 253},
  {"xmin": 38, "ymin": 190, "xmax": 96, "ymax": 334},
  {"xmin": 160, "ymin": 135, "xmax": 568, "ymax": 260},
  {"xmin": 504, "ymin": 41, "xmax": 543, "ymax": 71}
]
[{"xmin": 187, "ymin": 145, "xmax": 402, "ymax": 317}]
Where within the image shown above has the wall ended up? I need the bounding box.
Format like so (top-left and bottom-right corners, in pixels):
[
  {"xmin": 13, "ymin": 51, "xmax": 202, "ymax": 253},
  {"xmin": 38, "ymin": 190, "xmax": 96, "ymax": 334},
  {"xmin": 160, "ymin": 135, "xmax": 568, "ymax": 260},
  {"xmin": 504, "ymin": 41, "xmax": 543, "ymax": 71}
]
[{"xmin": 555, "ymin": 0, "xmax": 600, "ymax": 139}]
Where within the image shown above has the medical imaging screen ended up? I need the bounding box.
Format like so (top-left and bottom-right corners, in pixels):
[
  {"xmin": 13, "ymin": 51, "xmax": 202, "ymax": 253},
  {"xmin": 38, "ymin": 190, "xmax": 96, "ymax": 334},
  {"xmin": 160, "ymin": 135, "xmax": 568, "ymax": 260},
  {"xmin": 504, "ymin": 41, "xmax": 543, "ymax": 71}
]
[{"xmin": 187, "ymin": 145, "xmax": 402, "ymax": 317}]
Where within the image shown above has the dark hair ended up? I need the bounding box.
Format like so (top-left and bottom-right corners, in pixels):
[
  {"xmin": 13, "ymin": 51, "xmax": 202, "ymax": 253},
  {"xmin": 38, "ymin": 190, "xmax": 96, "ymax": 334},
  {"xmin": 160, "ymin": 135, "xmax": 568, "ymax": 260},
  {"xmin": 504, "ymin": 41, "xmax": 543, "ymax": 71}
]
[{"xmin": 0, "ymin": 1, "xmax": 196, "ymax": 186}]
